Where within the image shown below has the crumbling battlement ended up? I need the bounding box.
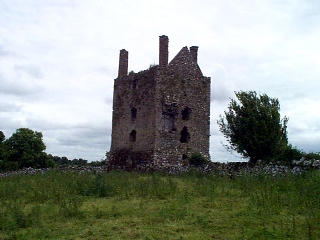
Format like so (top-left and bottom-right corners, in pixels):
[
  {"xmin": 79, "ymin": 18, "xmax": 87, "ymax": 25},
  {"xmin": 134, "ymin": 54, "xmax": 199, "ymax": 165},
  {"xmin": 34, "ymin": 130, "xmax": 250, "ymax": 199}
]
[{"xmin": 109, "ymin": 35, "xmax": 211, "ymax": 167}]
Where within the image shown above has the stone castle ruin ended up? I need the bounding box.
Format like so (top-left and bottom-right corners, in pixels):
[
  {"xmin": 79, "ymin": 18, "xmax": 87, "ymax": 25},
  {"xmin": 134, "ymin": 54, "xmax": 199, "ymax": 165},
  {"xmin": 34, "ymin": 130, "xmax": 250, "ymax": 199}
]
[{"xmin": 108, "ymin": 35, "xmax": 211, "ymax": 168}]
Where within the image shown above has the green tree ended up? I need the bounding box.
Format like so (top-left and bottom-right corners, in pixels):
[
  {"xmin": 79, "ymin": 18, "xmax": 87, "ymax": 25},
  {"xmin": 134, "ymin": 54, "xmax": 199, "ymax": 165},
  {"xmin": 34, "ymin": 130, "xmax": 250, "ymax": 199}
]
[
  {"xmin": 4, "ymin": 128, "xmax": 54, "ymax": 169},
  {"xmin": 0, "ymin": 131, "xmax": 5, "ymax": 143},
  {"xmin": 0, "ymin": 131, "xmax": 6, "ymax": 161},
  {"xmin": 217, "ymin": 91, "xmax": 288, "ymax": 165},
  {"xmin": 0, "ymin": 130, "xmax": 19, "ymax": 171}
]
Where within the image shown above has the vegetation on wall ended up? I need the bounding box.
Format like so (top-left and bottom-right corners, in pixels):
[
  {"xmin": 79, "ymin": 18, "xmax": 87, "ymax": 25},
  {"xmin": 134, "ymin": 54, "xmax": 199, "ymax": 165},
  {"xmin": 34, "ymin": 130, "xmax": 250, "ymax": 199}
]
[{"xmin": 188, "ymin": 152, "xmax": 209, "ymax": 166}]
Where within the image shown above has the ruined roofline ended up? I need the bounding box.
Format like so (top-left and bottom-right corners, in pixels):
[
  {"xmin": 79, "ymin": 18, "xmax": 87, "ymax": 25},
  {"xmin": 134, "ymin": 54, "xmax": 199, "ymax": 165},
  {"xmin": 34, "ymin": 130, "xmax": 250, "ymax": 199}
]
[
  {"xmin": 165, "ymin": 46, "xmax": 203, "ymax": 77},
  {"xmin": 160, "ymin": 35, "xmax": 199, "ymax": 68},
  {"xmin": 190, "ymin": 46, "xmax": 198, "ymax": 63},
  {"xmin": 167, "ymin": 46, "xmax": 200, "ymax": 64},
  {"xmin": 117, "ymin": 36, "xmax": 200, "ymax": 78}
]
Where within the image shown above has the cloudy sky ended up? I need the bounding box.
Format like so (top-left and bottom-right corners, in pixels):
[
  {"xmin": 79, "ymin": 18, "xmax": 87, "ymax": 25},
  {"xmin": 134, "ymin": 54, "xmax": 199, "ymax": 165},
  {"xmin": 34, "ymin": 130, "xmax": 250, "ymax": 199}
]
[{"xmin": 1, "ymin": 0, "xmax": 320, "ymax": 162}]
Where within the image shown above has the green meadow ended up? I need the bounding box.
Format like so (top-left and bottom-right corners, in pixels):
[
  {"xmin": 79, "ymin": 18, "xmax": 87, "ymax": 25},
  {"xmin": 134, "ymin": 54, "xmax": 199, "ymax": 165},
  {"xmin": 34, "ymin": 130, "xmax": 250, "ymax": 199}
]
[{"xmin": 0, "ymin": 170, "xmax": 320, "ymax": 239}]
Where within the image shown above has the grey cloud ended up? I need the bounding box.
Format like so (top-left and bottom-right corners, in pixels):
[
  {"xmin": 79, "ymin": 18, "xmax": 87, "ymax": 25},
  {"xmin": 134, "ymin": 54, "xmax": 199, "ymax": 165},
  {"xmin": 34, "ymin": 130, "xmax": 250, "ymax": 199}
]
[
  {"xmin": 104, "ymin": 95, "xmax": 113, "ymax": 105},
  {"xmin": 25, "ymin": 117, "xmax": 70, "ymax": 131},
  {"xmin": 210, "ymin": 126, "xmax": 221, "ymax": 136},
  {"xmin": 49, "ymin": 125, "xmax": 111, "ymax": 160},
  {"xmin": 0, "ymin": 80, "xmax": 44, "ymax": 96},
  {"xmin": 66, "ymin": 125, "xmax": 111, "ymax": 144},
  {"xmin": 14, "ymin": 64, "xmax": 44, "ymax": 79},
  {"xmin": 0, "ymin": 45, "xmax": 13, "ymax": 58},
  {"xmin": 16, "ymin": 118, "xmax": 112, "ymax": 161},
  {"xmin": 0, "ymin": 117, "xmax": 24, "ymax": 139},
  {"xmin": 0, "ymin": 71, "xmax": 44, "ymax": 96},
  {"xmin": 0, "ymin": 102, "xmax": 23, "ymax": 112},
  {"xmin": 290, "ymin": 2, "xmax": 320, "ymax": 34},
  {"xmin": 209, "ymin": 63, "xmax": 235, "ymax": 102},
  {"xmin": 95, "ymin": 66, "xmax": 111, "ymax": 74},
  {"xmin": 211, "ymin": 83, "xmax": 234, "ymax": 103},
  {"xmin": 1, "ymin": 0, "xmax": 320, "ymax": 162},
  {"xmin": 290, "ymin": 137, "xmax": 320, "ymax": 153},
  {"xmin": 210, "ymin": 135, "xmax": 243, "ymax": 162}
]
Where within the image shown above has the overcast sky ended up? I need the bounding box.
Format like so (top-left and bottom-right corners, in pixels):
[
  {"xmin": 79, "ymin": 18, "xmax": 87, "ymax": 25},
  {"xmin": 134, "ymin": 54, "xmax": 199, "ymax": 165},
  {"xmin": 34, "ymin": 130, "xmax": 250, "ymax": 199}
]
[{"xmin": 1, "ymin": 0, "xmax": 320, "ymax": 162}]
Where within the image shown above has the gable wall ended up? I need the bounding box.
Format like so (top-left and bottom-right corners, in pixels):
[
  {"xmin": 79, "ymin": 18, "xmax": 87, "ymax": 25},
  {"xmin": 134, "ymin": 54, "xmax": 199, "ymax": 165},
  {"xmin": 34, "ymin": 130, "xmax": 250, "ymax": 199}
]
[{"xmin": 153, "ymin": 47, "xmax": 211, "ymax": 164}]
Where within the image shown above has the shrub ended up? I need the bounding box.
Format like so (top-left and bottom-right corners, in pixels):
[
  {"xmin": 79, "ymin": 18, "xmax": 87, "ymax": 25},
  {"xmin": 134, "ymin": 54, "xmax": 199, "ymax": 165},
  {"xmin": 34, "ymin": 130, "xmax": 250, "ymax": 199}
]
[
  {"xmin": 303, "ymin": 152, "xmax": 320, "ymax": 160},
  {"xmin": 275, "ymin": 144, "xmax": 304, "ymax": 164},
  {"xmin": 188, "ymin": 152, "xmax": 208, "ymax": 167}
]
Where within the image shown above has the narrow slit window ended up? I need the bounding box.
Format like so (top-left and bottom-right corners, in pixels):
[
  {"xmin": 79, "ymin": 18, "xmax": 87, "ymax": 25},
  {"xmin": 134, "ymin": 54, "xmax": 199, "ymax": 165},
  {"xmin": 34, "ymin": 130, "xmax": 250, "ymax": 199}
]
[
  {"xmin": 130, "ymin": 130, "xmax": 136, "ymax": 142},
  {"xmin": 131, "ymin": 107, "xmax": 137, "ymax": 121},
  {"xmin": 180, "ymin": 126, "xmax": 190, "ymax": 143}
]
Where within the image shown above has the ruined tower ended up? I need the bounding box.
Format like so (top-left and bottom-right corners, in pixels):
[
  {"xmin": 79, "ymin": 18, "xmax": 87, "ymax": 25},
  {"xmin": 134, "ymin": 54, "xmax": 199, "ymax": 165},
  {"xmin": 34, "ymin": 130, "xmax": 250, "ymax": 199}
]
[{"xmin": 109, "ymin": 35, "xmax": 211, "ymax": 167}]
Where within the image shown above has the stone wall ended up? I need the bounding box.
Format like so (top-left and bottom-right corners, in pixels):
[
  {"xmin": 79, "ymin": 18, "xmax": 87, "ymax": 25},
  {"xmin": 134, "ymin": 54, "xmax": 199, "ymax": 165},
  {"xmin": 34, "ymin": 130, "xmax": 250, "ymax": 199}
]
[
  {"xmin": 109, "ymin": 36, "xmax": 211, "ymax": 167},
  {"xmin": 3, "ymin": 159, "xmax": 318, "ymax": 177},
  {"xmin": 153, "ymin": 46, "xmax": 210, "ymax": 164},
  {"xmin": 110, "ymin": 67, "xmax": 157, "ymax": 156}
]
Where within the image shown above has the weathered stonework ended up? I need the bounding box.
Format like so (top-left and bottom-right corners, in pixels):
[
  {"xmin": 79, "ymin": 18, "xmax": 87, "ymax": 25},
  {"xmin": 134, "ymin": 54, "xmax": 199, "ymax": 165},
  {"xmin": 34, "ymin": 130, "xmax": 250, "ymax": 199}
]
[{"xmin": 109, "ymin": 35, "xmax": 211, "ymax": 168}]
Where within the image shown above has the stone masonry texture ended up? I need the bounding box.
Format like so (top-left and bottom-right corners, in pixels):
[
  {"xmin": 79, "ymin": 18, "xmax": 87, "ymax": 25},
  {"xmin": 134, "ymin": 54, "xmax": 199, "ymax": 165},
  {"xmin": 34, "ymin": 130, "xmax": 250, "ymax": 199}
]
[{"xmin": 109, "ymin": 35, "xmax": 211, "ymax": 168}]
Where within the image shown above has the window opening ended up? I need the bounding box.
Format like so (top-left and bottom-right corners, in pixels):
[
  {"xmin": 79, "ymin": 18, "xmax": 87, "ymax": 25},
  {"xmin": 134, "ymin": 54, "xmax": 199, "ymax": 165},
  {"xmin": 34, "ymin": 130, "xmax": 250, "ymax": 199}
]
[
  {"xmin": 163, "ymin": 114, "xmax": 177, "ymax": 132},
  {"xmin": 131, "ymin": 107, "xmax": 137, "ymax": 121},
  {"xmin": 180, "ymin": 126, "xmax": 190, "ymax": 143},
  {"xmin": 181, "ymin": 107, "xmax": 191, "ymax": 120},
  {"xmin": 132, "ymin": 79, "xmax": 137, "ymax": 90},
  {"xmin": 162, "ymin": 104, "xmax": 178, "ymax": 132},
  {"xmin": 130, "ymin": 130, "xmax": 136, "ymax": 142}
]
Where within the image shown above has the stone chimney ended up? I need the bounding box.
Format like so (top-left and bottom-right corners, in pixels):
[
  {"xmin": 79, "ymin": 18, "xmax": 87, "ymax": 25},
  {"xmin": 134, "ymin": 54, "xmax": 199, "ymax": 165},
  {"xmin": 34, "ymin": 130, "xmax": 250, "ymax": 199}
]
[
  {"xmin": 118, "ymin": 49, "xmax": 128, "ymax": 78},
  {"xmin": 159, "ymin": 35, "xmax": 169, "ymax": 68},
  {"xmin": 190, "ymin": 46, "xmax": 198, "ymax": 63}
]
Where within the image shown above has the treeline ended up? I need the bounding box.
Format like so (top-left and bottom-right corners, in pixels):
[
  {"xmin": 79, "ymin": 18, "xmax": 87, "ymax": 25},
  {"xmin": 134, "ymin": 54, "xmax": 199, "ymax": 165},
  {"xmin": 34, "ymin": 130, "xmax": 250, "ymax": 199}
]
[
  {"xmin": 48, "ymin": 155, "xmax": 105, "ymax": 167},
  {"xmin": 0, "ymin": 128, "xmax": 105, "ymax": 172}
]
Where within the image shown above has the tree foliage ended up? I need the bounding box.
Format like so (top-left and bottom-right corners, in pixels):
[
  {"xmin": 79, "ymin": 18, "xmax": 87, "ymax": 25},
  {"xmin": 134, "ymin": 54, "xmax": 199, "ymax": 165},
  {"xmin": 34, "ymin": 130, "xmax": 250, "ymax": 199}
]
[
  {"xmin": 0, "ymin": 131, "xmax": 5, "ymax": 143},
  {"xmin": 217, "ymin": 91, "xmax": 288, "ymax": 165},
  {"xmin": 0, "ymin": 131, "xmax": 6, "ymax": 162},
  {"xmin": 1, "ymin": 128, "xmax": 54, "ymax": 170},
  {"xmin": 48, "ymin": 155, "xmax": 93, "ymax": 166}
]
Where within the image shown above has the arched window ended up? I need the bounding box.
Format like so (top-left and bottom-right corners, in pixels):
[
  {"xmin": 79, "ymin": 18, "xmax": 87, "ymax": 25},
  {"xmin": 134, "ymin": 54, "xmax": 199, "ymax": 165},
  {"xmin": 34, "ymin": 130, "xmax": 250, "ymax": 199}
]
[
  {"xmin": 130, "ymin": 130, "xmax": 136, "ymax": 142},
  {"xmin": 180, "ymin": 126, "xmax": 190, "ymax": 143}
]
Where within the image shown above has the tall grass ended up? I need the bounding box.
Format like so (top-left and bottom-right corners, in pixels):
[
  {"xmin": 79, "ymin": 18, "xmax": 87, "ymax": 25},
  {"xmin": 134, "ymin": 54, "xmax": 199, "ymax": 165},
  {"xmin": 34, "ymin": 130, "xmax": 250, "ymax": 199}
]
[{"xmin": 0, "ymin": 169, "xmax": 320, "ymax": 239}]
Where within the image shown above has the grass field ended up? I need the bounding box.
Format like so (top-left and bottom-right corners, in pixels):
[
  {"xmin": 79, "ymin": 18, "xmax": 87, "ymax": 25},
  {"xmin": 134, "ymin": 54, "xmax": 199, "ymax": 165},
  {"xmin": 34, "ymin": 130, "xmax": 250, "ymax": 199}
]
[{"xmin": 0, "ymin": 169, "xmax": 320, "ymax": 239}]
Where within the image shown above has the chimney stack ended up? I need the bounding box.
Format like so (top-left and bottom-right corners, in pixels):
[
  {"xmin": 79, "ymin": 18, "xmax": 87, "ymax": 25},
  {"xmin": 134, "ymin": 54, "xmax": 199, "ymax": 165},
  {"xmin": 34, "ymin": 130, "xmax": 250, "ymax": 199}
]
[
  {"xmin": 159, "ymin": 35, "xmax": 169, "ymax": 68},
  {"xmin": 118, "ymin": 49, "xmax": 128, "ymax": 78},
  {"xmin": 190, "ymin": 46, "xmax": 198, "ymax": 63}
]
